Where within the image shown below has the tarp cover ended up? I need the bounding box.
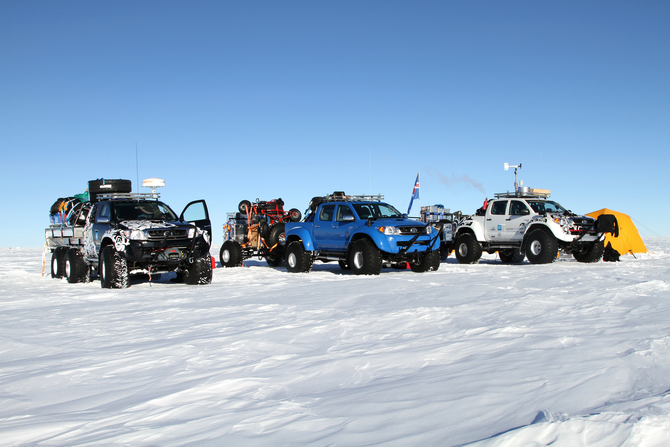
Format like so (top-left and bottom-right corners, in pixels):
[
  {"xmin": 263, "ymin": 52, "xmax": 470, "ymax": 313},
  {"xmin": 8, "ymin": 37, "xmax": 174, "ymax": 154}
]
[{"xmin": 587, "ymin": 208, "xmax": 647, "ymax": 255}]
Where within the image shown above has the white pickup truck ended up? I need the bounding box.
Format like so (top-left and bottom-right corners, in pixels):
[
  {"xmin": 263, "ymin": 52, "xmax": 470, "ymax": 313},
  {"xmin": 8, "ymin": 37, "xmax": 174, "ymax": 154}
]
[{"xmin": 452, "ymin": 189, "xmax": 614, "ymax": 264}]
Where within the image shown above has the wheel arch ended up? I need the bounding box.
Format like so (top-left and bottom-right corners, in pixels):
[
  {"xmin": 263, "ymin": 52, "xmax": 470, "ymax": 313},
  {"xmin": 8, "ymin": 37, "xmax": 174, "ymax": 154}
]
[
  {"xmin": 99, "ymin": 238, "xmax": 115, "ymax": 256},
  {"xmin": 521, "ymin": 224, "xmax": 554, "ymax": 249},
  {"xmin": 455, "ymin": 226, "xmax": 479, "ymax": 241},
  {"xmin": 285, "ymin": 229, "xmax": 314, "ymax": 251},
  {"xmin": 347, "ymin": 233, "xmax": 379, "ymax": 258},
  {"xmin": 285, "ymin": 234, "xmax": 301, "ymax": 245}
]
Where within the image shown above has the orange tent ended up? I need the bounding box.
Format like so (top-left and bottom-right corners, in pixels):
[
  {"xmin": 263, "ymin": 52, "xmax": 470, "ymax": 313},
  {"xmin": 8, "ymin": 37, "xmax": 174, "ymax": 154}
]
[{"xmin": 587, "ymin": 209, "xmax": 647, "ymax": 255}]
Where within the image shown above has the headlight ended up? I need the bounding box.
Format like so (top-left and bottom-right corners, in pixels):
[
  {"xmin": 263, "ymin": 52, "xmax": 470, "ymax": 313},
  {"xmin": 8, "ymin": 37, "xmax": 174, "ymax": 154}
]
[
  {"xmin": 188, "ymin": 228, "xmax": 196, "ymax": 238},
  {"xmin": 378, "ymin": 226, "xmax": 400, "ymax": 235},
  {"xmin": 553, "ymin": 217, "xmax": 570, "ymax": 233},
  {"xmin": 124, "ymin": 229, "xmax": 147, "ymax": 240}
]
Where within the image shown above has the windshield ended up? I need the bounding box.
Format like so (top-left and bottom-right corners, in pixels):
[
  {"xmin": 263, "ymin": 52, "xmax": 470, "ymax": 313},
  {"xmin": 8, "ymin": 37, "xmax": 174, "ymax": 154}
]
[
  {"xmin": 353, "ymin": 203, "xmax": 403, "ymax": 219},
  {"xmin": 113, "ymin": 201, "xmax": 178, "ymax": 221},
  {"xmin": 527, "ymin": 200, "xmax": 567, "ymax": 214}
]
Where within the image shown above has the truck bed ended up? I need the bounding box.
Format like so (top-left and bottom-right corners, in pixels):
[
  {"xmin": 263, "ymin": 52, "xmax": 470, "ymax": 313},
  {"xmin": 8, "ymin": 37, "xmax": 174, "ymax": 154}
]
[{"xmin": 45, "ymin": 226, "xmax": 86, "ymax": 248}]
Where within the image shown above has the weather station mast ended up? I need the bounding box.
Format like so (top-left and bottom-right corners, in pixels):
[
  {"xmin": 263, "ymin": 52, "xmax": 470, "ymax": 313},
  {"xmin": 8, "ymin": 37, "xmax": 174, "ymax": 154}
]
[{"xmin": 504, "ymin": 162, "xmax": 522, "ymax": 194}]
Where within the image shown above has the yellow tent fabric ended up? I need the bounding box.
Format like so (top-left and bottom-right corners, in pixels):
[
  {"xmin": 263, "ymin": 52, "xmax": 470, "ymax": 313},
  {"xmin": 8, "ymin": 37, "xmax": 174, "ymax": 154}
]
[{"xmin": 587, "ymin": 209, "xmax": 647, "ymax": 255}]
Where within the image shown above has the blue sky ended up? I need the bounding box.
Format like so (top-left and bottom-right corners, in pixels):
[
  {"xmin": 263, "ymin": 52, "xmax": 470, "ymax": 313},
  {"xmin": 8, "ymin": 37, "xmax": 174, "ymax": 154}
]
[{"xmin": 1, "ymin": 0, "xmax": 668, "ymax": 247}]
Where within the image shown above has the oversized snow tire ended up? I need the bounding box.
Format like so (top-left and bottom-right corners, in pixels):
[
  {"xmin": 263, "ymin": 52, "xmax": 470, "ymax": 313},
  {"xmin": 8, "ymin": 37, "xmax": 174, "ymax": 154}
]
[
  {"xmin": 499, "ymin": 248, "xmax": 525, "ymax": 264},
  {"xmin": 525, "ymin": 228, "xmax": 559, "ymax": 264},
  {"xmin": 309, "ymin": 197, "xmax": 325, "ymax": 211},
  {"xmin": 266, "ymin": 223, "xmax": 286, "ymax": 248},
  {"xmin": 349, "ymin": 239, "xmax": 382, "ymax": 275},
  {"xmin": 99, "ymin": 245, "xmax": 129, "ymax": 289},
  {"xmin": 220, "ymin": 241, "xmax": 243, "ymax": 267},
  {"xmin": 430, "ymin": 250, "xmax": 442, "ymax": 270},
  {"xmin": 454, "ymin": 233, "xmax": 483, "ymax": 264},
  {"xmin": 440, "ymin": 246, "xmax": 451, "ymax": 261},
  {"xmin": 573, "ymin": 240, "xmax": 605, "ymax": 263},
  {"xmin": 266, "ymin": 250, "xmax": 283, "ymax": 267},
  {"xmin": 65, "ymin": 249, "xmax": 90, "ymax": 283},
  {"xmin": 288, "ymin": 208, "xmax": 302, "ymax": 222},
  {"xmin": 238, "ymin": 200, "xmax": 251, "ymax": 213},
  {"xmin": 184, "ymin": 256, "xmax": 213, "ymax": 285},
  {"xmin": 410, "ymin": 250, "xmax": 441, "ymax": 272},
  {"xmin": 51, "ymin": 247, "xmax": 66, "ymax": 278},
  {"xmin": 285, "ymin": 241, "xmax": 313, "ymax": 273}
]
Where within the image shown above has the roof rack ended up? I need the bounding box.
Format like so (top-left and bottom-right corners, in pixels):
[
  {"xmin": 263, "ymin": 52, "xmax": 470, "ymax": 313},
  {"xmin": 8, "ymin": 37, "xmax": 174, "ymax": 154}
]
[
  {"xmin": 323, "ymin": 191, "xmax": 384, "ymax": 202},
  {"xmin": 494, "ymin": 188, "xmax": 551, "ymax": 199},
  {"xmin": 96, "ymin": 192, "xmax": 161, "ymax": 201}
]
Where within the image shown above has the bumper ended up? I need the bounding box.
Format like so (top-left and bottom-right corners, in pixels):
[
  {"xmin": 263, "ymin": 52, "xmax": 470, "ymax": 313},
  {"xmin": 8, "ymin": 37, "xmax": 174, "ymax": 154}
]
[
  {"xmin": 381, "ymin": 234, "xmax": 440, "ymax": 254},
  {"xmin": 557, "ymin": 232, "xmax": 604, "ymax": 243},
  {"xmin": 396, "ymin": 239, "xmax": 434, "ymax": 248},
  {"xmin": 124, "ymin": 239, "xmax": 210, "ymax": 265}
]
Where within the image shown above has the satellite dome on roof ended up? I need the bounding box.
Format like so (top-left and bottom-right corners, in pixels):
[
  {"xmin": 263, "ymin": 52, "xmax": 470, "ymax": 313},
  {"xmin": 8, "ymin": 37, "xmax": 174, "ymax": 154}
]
[
  {"xmin": 142, "ymin": 178, "xmax": 165, "ymax": 188},
  {"xmin": 142, "ymin": 178, "xmax": 165, "ymax": 198}
]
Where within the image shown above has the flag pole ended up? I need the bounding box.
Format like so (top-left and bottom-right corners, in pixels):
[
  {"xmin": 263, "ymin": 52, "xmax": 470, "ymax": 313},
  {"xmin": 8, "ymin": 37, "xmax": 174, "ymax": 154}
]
[
  {"xmin": 407, "ymin": 172, "xmax": 420, "ymax": 216},
  {"xmin": 418, "ymin": 172, "xmax": 421, "ymax": 215}
]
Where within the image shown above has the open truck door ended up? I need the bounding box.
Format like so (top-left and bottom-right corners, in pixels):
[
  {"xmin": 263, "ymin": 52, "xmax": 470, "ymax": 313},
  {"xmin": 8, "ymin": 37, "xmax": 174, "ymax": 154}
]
[{"xmin": 180, "ymin": 200, "xmax": 212, "ymax": 245}]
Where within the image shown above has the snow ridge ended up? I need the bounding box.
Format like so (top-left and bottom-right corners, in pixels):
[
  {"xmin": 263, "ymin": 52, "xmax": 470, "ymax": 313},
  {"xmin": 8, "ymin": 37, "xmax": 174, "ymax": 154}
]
[{"xmin": 1, "ymin": 240, "xmax": 669, "ymax": 446}]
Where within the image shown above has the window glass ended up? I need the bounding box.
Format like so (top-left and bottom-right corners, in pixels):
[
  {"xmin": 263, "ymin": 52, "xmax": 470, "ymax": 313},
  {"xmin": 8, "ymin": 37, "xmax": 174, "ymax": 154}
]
[
  {"xmin": 97, "ymin": 204, "xmax": 110, "ymax": 221},
  {"xmin": 527, "ymin": 200, "xmax": 567, "ymax": 214},
  {"xmin": 490, "ymin": 201, "xmax": 508, "ymax": 215},
  {"xmin": 113, "ymin": 201, "xmax": 178, "ymax": 221},
  {"xmin": 182, "ymin": 202, "xmax": 206, "ymax": 222},
  {"xmin": 352, "ymin": 203, "xmax": 403, "ymax": 219},
  {"xmin": 336, "ymin": 205, "xmax": 354, "ymax": 222},
  {"xmin": 510, "ymin": 200, "xmax": 528, "ymax": 216},
  {"xmin": 319, "ymin": 204, "xmax": 336, "ymax": 221}
]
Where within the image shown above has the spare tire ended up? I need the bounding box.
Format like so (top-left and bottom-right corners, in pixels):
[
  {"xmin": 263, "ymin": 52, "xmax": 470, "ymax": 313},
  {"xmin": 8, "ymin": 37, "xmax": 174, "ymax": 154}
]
[
  {"xmin": 88, "ymin": 179, "xmax": 132, "ymax": 202},
  {"xmin": 238, "ymin": 200, "xmax": 252, "ymax": 213},
  {"xmin": 288, "ymin": 208, "xmax": 302, "ymax": 222},
  {"xmin": 309, "ymin": 196, "xmax": 325, "ymax": 211},
  {"xmin": 266, "ymin": 223, "xmax": 286, "ymax": 247}
]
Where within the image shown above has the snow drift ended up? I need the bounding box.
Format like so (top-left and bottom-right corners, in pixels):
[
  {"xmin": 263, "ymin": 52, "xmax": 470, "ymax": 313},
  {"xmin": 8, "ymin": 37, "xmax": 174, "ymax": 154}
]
[{"xmin": 1, "ymin": 240, "xmax": 669, "ymax": 446}]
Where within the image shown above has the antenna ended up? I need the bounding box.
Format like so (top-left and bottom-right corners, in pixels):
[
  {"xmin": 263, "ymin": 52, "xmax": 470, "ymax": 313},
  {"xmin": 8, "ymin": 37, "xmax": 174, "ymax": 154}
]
[
  {"xmin": 504, "ymin": 162, "xmax": 522, "ymax": 193},
  {"xmin": 135, "ymin": 143, "xmax": 139, "ymax": 193}
]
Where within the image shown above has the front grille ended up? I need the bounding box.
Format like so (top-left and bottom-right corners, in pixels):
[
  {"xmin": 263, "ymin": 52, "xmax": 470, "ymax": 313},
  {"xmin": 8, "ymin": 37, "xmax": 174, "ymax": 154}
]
[
  {"xmin": 571, "ymin": 218, "xmax": 593, "ymax": 226},
  {"xmin": 398, "ymin": 226, "xmax": 427, "ymax": 235},
  {"xmin": 397, "ymin": 240, "xmax": 431, "ymax": 247},
  {"xmin": 147, "ymin": 229, "xmax": 188, "ymax": 240}
]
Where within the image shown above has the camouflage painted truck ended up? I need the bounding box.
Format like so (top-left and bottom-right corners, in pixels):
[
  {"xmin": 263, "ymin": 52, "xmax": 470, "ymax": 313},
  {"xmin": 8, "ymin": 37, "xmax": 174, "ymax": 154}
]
[{"xmin": 46, "ymin": 178, "xmax": 213, "ymax": 288}]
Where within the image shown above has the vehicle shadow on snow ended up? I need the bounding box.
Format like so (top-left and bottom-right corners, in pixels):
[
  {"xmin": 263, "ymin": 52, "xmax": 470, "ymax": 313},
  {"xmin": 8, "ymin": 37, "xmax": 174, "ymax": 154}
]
[
  {"xmin": 442, "ymin": 254, "xmax": 579, "ymax": 265},
  {"xmin": 233, "ymin": 259, "xmax": 438, "ymax": 275},
  {"xmin": 125, "ymin": 272, "xmax": 185, "ymax": 286}
]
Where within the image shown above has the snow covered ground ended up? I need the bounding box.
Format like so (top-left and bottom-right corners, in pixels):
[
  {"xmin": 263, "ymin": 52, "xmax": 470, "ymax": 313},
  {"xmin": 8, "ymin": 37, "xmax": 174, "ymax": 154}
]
[{"xmin": 1, "ymin": 240, "xmax": 670, "ymax": 446}]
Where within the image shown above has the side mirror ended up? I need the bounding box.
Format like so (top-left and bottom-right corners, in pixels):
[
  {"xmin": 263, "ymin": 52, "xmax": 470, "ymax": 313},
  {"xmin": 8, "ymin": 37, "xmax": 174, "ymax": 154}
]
[
  {"xmin": 97, "ymin": 216, "xmax": 110, "ymax": 224},
  {"xmin": 342, "ymin": 215, "xmax": 355, "ymax": 222},
  {"xmin": 519, "ymin": 208, "xmax": 530, "ymax": 216}
]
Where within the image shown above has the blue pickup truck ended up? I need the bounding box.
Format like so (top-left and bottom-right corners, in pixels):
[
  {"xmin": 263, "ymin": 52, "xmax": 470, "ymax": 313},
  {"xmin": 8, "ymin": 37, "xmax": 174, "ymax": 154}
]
[{"xmin": 284, "ymin": 192, "xmax": 441, "ymax": 275}]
